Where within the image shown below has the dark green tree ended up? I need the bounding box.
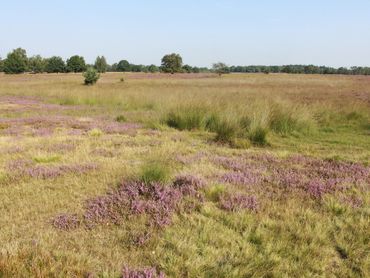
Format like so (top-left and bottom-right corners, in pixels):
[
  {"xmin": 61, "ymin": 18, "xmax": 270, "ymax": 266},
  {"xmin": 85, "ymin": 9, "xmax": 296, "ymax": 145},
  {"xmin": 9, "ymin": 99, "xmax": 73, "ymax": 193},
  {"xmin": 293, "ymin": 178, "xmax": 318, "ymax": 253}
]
[
  {"xmin": 182, "ymin": 64, "xmax": 193, "ymax": 73},
  {"xmin": 46, "ymin": 56, "xmax": 65, "ymax": 73},
  {"xmin": 83, "ymin": 67, "xmax": 100, "ymax": 85},
  {"xmin": 66, "ymin": 55, "xmax": 86, "ymax": 72},
  {"xmin": 161, "ymin": 53, "xmax": 183, "ymax": 73},
  {"xmin": 116, "ymin": 60, "xmax": 131, "ymax": 72},
  {"xmin": 94, "ymin": 56, "xmax": 108, "ymax": 73},
  {"xmin": 148, "ymin": 64, "xmax": 159, "ymax": 73},
  {"xmin": 0, "ymin": 57, "xmax": 4, "ymax": 72},
  {"xmin": 3, "ymin": 48, "xmax": 28, "ymax": 74},
  {"xmin": 28, "ymin": 55, "xmax": 46, "ymax": 73}
]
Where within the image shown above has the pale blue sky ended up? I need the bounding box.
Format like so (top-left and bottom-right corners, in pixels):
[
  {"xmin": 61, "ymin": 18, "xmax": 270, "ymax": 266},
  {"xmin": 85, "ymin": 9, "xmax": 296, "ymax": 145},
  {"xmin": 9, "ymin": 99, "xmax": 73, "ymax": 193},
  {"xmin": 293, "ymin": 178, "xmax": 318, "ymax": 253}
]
[{"xmin": 1, "ymin": 0, "xmax": 369, "ymax": 67}]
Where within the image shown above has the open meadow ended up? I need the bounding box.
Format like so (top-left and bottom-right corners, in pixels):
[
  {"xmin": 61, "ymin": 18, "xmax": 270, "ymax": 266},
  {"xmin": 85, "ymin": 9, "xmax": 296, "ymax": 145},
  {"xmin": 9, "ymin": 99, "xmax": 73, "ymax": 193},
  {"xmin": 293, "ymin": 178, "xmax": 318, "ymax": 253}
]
[{"xmin": 0, "ymin": 72, "xmax": 369, "ymax": 277}]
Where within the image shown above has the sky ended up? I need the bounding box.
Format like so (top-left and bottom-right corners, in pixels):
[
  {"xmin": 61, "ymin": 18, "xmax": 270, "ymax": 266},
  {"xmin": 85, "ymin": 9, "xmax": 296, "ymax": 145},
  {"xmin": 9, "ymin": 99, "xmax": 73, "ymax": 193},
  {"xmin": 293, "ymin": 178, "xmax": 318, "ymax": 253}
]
[{"xmin": 1, "ymin": 0, "xmax": 370, "ymax": 67}]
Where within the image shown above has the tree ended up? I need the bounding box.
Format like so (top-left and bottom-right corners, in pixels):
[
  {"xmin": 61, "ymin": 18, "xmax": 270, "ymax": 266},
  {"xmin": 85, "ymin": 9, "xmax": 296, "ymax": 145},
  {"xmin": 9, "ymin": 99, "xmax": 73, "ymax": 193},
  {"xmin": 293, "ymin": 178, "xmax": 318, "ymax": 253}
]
[
  {"xmin": 116, "ymin": 60, "xmax": 131, "ymax": 72},
  {"xmin": 94, "ymin": 56, "xmax": 107, "ymax": 73},
  {"xmin": 161, "ymin": 53, "xmax": 183, "ymax": 73},
  {"xmin": 46, "ymin": 56, "xmax": 65, "ymax": 73},
  {"xmin": 3, "ymin": 48, "xmax": 28, "ymax": 74},
  {"xmin": 0, "ymin": 57, "xmax": 4, "ymax": 72},
  {"xmin": 148, "ymin": 64, "xmax": 159, "ymax": 73},
  {"xmin": 212, "ymin": 62, "xmax": 229, "ymax": 76},
  {"xmin": 83, "ymin": 67, "xmax": 100, "ymax": 85},
  {"xmin": 182, "ymin": 64, "xmax": 193, "ymax": 73},
  {"xmin": 28, "ymin": 55, "xmax": 46, "ymax": 73},
  {"xmin": 66, "ymin": 55, "xmax": 86, "ymax": 73}
]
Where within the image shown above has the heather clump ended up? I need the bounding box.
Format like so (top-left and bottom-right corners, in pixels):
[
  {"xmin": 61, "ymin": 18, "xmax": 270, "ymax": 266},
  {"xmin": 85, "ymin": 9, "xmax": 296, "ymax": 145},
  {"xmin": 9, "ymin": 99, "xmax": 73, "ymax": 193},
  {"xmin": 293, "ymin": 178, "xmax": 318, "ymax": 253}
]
[
  {"xmin": 122, "ymin": 266, "xmax": 165, "ymax": 278},
  {"xmin": 52, "ymin": 214, "xmax": 81, "ymax": 230},
  {"xmin": 7, "ymin": 160, "xmax": 97, "ymax": 179},
  {"xmin": 219, "ymin": 193, "xmax": 258, "ymax": 212}
]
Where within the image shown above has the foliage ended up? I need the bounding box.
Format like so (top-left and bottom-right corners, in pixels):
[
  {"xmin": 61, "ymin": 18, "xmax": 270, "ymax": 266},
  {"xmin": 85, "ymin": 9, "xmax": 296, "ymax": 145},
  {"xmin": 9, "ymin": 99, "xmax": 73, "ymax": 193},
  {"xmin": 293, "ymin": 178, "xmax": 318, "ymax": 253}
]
[
  {"xmin": 3, "ymin": 48, "xmax": 28, "ymax": 74},
  {"xmin": 161, "ymin": 53, "xmax": 183, "ymax": 73},
  {"xmin": 94, "ymin": 56, "xmax": 108, "ymax": 73},
  {"xmin": 28, "ymin": 55, "xmax": 46, "ymax": 73},
  {"xmin": 83, "ymin": 67, "xmax": 100, "ymax": 85},
  {"xmin": 212, "ymin": 62, "xmax": 230, "ymax": 76},
  {"xmin": 116, "ymin": 60, "xmax": 131, "ymax": 72},
  {"xmin": 46, "ymin": 56, "xmax": 66, "ymax": 73},
  {"xmin": 0, "ymin": 57, "xmax": 4, "ymax": 72},
  {"xmin": 66, "ymin": 55, "xmax": 86, "ymax": 72},
  {"xmin": 148, "ymin": 64, "xmax": 159, "ymax": 73}
]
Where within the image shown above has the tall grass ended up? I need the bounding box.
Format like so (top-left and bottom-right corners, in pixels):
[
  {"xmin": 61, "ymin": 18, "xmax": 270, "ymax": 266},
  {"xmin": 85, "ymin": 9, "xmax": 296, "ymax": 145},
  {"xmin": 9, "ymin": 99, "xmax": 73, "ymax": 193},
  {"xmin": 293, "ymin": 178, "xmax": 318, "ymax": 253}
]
[{"xmin": 162, "ymin": 100, "xmax": 318, "ymax": 146}]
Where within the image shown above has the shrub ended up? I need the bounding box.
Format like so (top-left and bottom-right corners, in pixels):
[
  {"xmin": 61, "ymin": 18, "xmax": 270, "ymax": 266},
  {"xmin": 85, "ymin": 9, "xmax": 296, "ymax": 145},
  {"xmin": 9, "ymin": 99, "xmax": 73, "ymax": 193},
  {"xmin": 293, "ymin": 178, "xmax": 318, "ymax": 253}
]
[
  {"xmin": 116, "ymin": 115, "xmax": 127, "ymax": 122},
  {"xmin": 83, "ymin": 67, "xmax": 100, "ymax": 85},
  {"xmin": 88, "ymin": 128, "xmax": 103, "ymax": 136},
  {"xmin": 140, "ymin": 162, "xmax": 170, "ymax": 184}
]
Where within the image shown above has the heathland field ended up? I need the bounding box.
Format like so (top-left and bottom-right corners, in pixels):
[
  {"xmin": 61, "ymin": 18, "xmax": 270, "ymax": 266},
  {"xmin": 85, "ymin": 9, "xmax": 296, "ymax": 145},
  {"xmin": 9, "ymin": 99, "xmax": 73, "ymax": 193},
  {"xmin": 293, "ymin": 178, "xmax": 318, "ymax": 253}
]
[{"xmin": 0, "ymin": 73, "xmax": 369, "ymax": 277}]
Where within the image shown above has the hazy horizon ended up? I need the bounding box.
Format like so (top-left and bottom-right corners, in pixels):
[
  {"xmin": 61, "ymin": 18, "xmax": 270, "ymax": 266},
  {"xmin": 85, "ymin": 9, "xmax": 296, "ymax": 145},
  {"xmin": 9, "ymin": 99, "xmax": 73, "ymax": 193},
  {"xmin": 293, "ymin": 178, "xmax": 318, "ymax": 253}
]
[{"xmin": 1, "ymin": 0, "xmax": 370, "ymax": 67}]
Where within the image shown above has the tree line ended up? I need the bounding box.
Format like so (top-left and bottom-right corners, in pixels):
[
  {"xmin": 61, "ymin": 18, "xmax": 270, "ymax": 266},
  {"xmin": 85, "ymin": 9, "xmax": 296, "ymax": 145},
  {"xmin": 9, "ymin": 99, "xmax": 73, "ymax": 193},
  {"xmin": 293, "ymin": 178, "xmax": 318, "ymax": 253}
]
[{"xmin": 0, "ymin": 48, "xmax": 369, "ymax": 75}]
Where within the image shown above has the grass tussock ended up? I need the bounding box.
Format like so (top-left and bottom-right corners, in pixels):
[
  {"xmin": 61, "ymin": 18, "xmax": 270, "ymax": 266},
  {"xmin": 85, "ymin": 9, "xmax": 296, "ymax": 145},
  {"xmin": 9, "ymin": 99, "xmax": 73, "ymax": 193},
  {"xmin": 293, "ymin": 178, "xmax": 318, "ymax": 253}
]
[{"xmin": 139, "ymin": 161, "xmax": 171, "ymax": 184}]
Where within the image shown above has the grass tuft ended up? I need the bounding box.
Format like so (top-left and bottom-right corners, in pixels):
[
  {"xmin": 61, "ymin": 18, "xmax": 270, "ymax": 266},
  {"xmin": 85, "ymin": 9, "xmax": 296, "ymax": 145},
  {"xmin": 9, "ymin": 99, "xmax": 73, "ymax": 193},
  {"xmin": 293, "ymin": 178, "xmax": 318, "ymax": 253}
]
[{"xmin": 139, "ymin": 161, "xmax": 170, "ymax": 184}]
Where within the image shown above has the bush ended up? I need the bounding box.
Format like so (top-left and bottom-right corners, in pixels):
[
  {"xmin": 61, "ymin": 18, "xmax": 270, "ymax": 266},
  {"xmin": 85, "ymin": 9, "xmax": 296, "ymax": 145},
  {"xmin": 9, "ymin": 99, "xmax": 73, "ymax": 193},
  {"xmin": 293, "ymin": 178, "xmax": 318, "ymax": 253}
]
[
  {"xmin": 115, "ymin": 115, "xmax": 127, "ymax": 122},
  {"xmin": 83, "ymin": 67, "xmax": 100, "ymax": 85},
  {"xmin": 140, "ymin": 162, "xmax": 170, "ymax": 184}
]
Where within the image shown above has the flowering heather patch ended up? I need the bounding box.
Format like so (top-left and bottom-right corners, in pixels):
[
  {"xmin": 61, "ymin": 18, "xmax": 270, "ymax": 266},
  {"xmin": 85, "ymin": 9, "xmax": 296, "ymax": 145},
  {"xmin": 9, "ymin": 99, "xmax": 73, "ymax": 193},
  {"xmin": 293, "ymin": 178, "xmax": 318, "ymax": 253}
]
[
  {"xmin": 42, "ymin": 142, "xmax": 77, "ymax": 153},
  {"xmin": 341, "ymin": 196, "xmax": 364, "ymax": 208},
  {"xmin": 305, "ymin": 179, "xmax": 327, "ymax": 199},
  {"xmin": 0, "ymin": 115, "xmax": 141, "ymax": 137},
  {"xmin": 213, "ymin": 153, "xmax": 369, "ymax": 200},
  {"xmin": 220, "ymin": 171, "xmax": 262, "ymax": 186},
  {"xmin": 90, "ymin": 148, "xmax": 115, "ymax": 157},
  {"xmin": 7, "ymin": 160, "xmax": 98, "ymax": 179},
  {"xmin": 67, "ymin": 176, "xmax": 207, "ymax": 231},
  {"xmin": 176, "ymin": 152, "xmax": 207, "ymax": 165},
  {"xmin": 84, "ymin": 181, "xmax": 182, "ymax": 228},
  {"xmin": 219, "ymin": 193, "xmax": 258, "ymax": 212},
  {"xmin": 52, "ymin": 214, "xmax": 80, "ymax": 230},
  {"xmin": 122, "ymin": 266, "xmax": 165, "ymax": 278},
  {"xmin": 173, "ymin": 174, "xmax": 205, "ymax": 197}
]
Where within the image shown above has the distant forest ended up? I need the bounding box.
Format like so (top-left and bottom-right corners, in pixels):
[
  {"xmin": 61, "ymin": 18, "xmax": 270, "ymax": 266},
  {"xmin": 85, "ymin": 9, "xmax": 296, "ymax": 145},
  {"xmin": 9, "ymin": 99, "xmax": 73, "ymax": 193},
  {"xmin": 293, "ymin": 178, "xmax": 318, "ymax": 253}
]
[{"xmin": 1, "ymin": 48, "xmax": 369, "ymax": 75}]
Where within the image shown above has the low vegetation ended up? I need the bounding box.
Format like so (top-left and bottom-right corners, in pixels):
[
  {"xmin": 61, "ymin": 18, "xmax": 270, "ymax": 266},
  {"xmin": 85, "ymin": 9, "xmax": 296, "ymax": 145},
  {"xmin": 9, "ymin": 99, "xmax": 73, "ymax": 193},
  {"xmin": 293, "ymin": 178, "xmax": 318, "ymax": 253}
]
[{"xmin": 0, "ymin": 73, "xmax": 369, "ymax": 277}]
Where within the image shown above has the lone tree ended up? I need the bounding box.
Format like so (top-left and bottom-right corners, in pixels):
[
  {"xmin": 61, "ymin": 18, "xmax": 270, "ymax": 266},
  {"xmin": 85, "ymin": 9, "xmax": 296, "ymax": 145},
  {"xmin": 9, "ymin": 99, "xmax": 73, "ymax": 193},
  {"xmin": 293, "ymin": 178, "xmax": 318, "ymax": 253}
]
[
  {"xmin": 94, "ymin": 56, "xmax": 108, "ymax": 73},
  {"xmin": 46, "ymin": 56, "xmax": 65, "ymax": 73},
  {"xmin": 28, "ymin": 55, "xmax": 46, "ymax": 73},
  {"xmin": 161, "ymin": 53, "xmax": 183, "ymax": 73},
  {"xmin": 4, "ymin": 48, "xmax": 28, "ymax": 74},
  {"xmin": 212, "ymin": 62, "xmax": 230, "ymax": 76},
  {"xmin": 83, "ymin": 67, "xmax": 100, "ymax": 85},
  {"xmin": 66, "ymin": 55, "xmax": 86, "ymax": 73}
]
